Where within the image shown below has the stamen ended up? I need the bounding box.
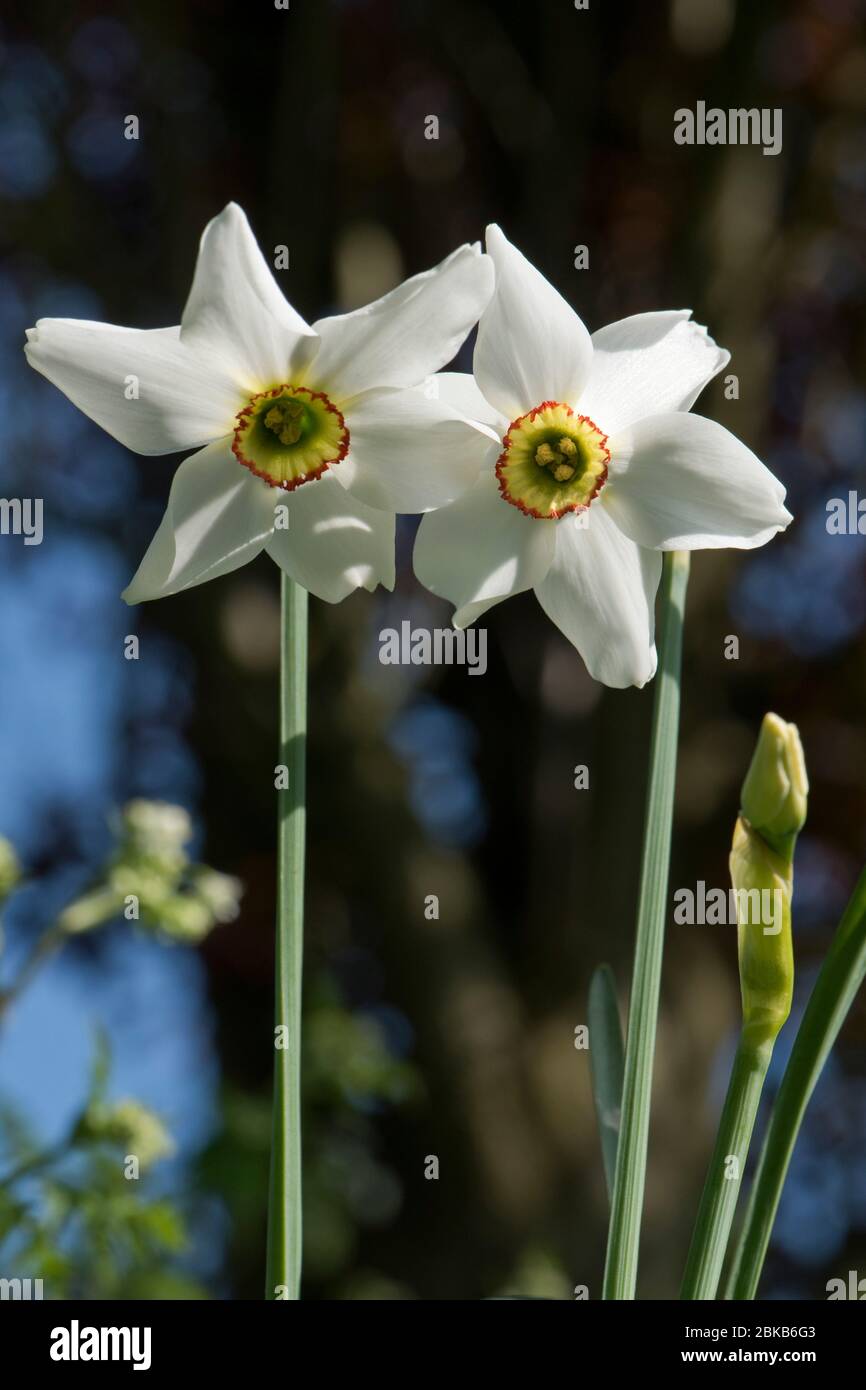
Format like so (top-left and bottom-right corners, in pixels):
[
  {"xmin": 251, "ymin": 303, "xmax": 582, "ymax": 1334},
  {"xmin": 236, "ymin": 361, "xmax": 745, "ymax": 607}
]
[{"xmin": 264, "ymin": 401, "xmax": 306, "ymax": 446}]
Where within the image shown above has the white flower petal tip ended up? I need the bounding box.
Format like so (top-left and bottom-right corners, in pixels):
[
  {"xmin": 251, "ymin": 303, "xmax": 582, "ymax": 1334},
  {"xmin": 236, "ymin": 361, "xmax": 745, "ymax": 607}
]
[
  {"xmin": 534, "ymin": 508, "xmax": 662, "ymax": 690},
  {"xmin": 308, "ymin": 244, "xmax": 494, "ymax": 401},
  {"xmin": 413, "ymin": 470, "xmax": 556, "ymax": 629},
  {"xmin": 181, "ymin": 202, "xmax": 317, "ymax": 389},
  {"xmin": 580, "ymin": 310, "xmax": 730, "ymax": 435},
  {"xmin": 475, "ymin": 225, "xmax": 593, "ymax": 421},
  {"xmin": 266, "ymin": 473, "xmax": 395, "ymax": 604},
  {"xmin": 23, "ymin": 318, "xmax": 244, "ymax": 456},
  {"xmin": 122, "ymin": 441, "xmax": 276, "ymax": 604},
  {"xmin": 604, "ymin": 412, "xmax": 793, "ymax": 552}
]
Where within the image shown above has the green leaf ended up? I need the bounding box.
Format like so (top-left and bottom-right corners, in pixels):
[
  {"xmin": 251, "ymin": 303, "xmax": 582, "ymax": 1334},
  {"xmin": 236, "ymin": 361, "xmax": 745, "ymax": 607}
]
[
  {"xmin": 588, "ymin": 965, "xmax": 624, "ymax": 1201},
  {"xmin": 725, "ymin": 861, "xmax": 866, "ymax": 1298},
  {"xmin": 134, "ymin": 1199, "xmax": 187, "ymax": 1253},
  {"xmin": 679, "ymin": 1037, "xmax": 771, "ymax": 1300},
  {"xmin": 87, "ymin": 1028, "xmax": 112, "ymax": 1105}
]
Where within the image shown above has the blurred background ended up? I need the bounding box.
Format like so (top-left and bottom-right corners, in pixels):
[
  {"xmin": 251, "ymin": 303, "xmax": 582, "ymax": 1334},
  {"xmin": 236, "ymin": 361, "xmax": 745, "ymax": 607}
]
[{"xmin": 1, "ymin": 0, "xmax": 865, "ymax": 1300}]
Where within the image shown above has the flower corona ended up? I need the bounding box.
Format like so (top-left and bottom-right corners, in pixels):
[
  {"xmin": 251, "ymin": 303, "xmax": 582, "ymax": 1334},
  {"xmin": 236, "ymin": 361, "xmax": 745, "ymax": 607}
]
[
  {"xmin": 495, "ymin": 401, "xmax": 609, "ymax": 519},
  {"xmin": 232, "ymin": 385, "xmax": 349, "ymax": 490}
]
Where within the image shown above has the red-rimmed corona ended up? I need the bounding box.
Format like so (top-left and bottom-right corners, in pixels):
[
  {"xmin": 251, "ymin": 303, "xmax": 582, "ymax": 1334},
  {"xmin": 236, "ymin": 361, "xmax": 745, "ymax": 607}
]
[
  {"xmin": 232, "ymin": 385, "xmax": 349, "ymax": 491},
  {"xmin": 495, "ymin": 400, "xmax": 609, "ymax": 519}
]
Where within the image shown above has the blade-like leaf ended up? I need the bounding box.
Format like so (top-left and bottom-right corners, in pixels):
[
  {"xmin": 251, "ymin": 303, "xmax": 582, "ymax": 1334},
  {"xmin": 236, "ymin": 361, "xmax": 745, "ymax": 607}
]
[
  {"xmin": 588, "ymin": 964, "xmax": 625, "ymax": 1201},
  {"xmin": 726, "ymin": 863, "xmax": 866, "ymax": 1298}
]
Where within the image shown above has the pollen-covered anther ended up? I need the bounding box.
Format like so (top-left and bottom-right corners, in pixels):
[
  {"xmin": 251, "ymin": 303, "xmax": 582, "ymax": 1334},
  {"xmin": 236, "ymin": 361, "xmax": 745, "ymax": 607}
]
[
  {"xmin": 264, "ymin": 401, "xmax": 305, "ymax": 446},
  {"xmin": 232, "ymin": 385, "xmax": 349, "ymax": 491},
  {"xmin": 496, "ymin": 401, "xmax": 610, "ymax": 520}
]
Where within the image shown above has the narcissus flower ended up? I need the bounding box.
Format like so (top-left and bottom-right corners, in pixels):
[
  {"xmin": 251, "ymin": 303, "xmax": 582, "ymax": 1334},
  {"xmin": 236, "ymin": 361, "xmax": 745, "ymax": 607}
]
[
  {"xmin": 371, "ymin": 226, "xmax": 792, "ymax": 688},
  {"xmin": 24, "ymin": 204, "xmax": 493, "ymax": 605}
]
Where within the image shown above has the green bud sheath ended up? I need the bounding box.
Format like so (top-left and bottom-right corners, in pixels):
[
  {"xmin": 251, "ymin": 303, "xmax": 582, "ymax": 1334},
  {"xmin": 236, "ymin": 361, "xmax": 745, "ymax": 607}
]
[
  {"xmin": 734, "ymin": 713, "xmax": 805, "ymax": 1050},
  {"xmin": 731, "ymin": 819, "xmax": 794, "ymax": 1052}
]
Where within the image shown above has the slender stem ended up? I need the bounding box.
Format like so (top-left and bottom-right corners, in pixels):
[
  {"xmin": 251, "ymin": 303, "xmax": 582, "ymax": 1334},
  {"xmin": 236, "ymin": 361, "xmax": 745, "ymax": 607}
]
[
  {"xmin": 0, "ymin": 1139, "xmax": 70, "ymax": 1190},
  {"xmin": 265, "ymin": 574, "xmax": 308, "ymax": 1301},
  {"xmin": 726, "ymin": 865, "xmax": 866, "ymax": 1299},
  {"xmin": 602, "ymin": 551, "xmax": 689, "ymax": 1300},
  {"xmin": 680, "ymin": 1037, "xmax": 771, "ymax": 1299},
  {"xmin": 0, "ymin": 927, "xmax": 64, "ymax": 1021}
]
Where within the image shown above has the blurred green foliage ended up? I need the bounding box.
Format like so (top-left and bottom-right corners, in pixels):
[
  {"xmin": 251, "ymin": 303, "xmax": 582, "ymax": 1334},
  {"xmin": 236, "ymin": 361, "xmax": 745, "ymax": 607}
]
[{"xmin": 0, "ymin": 1035, "xmax": 201, "ymax": 1299}]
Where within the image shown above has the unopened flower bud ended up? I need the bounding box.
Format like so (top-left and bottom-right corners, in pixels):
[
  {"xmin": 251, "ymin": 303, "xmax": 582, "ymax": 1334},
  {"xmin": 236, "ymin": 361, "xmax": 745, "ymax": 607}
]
[
  {"xmin": 191, "ymin": 868, "xmax": 243, "ymax": 923},
  {"xmin": 77, "ymin": 1098, "xmax": 175, "ymax": 1168},
  {"xmin": 731, "ymin": 713, "xmax": 807, "ymax": 1050},
  {"xmin": 58, "ymin": 886, "xmax": 124, "ymax": 934},
  {"xmin": 122, "ymin": 800, "xmax": 193, "ymax": 859},
  {"xmin": 740, "ymin": 713, "xmax": 807, "ymax": 858},
  {"xmin": 158, "ymin": 895, "xmax": 214, "ymax": 943}
]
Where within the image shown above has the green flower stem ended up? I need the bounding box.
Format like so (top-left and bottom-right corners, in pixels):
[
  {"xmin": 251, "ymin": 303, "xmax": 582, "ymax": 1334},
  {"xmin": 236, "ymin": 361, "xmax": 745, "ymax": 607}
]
[
  {"xmin": 603, "ymin": 550, "xmax": 690, "ymax": 1300},
  {"xmin": 0, "ymin": 926, "xmax": 64, "ymax": 1021},
  {"xmin": 726, "ymin": 863, "xmax": 866, "ymax": 1299},
  {"xmin": 0, "ymin": 1138, "xmax": 70, "ymax": 1189},
  {"xmin": 266, "ymin": 574, "xmax": 308, "ymax": 1301},
  {"xmin": 679, "ymin": 1038, "xmax": 771, "ymax": 1299}
]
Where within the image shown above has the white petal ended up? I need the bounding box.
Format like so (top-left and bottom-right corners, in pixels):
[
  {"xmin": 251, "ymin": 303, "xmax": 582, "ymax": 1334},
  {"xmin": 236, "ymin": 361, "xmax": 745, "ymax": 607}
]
[
  {"xmin": 123, "ymin": 441, "xmax": 276, "ymax": 603},
  {"xmin": 181, "ymin": 203, "xmax": 317, "ymax": 390},
  {"xmin": 309, "ymin": 243, "xmax": 494, "ymax": 401},
  {"xmin": 579, "ymin": 310, "xmax": 729, "ymax": 435},
  {"xmin": 534, "ymin": 507, "xmax": 661, "ymax": 689},
  {"xmin": 413, "ymin": 469, "xmax": 556, "ymax": 627},
  {"xmin": 473, "ymin": 224, "xmax": 593, "ymax": 421},
  {"xmin": 24, "ymin": 321, "xmax": 243, "ymax": 455},
  {"xmin": 337, "ymin": 387, "xmax": 494, "ymax": 513},
  {"xmin": 266, "ymin": 472, "xmax": 394, "ymax": 603},
  {"xmin": 603, "ymin": 412, "xmax": 793, "ymax": 551},
  {"xmin": 425, "ymin": 371, "xmax": 508, "ymax": 433}
]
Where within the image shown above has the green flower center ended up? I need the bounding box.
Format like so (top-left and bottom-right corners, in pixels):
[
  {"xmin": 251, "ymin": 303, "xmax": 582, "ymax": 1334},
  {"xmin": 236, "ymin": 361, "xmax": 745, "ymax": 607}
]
[{"xmin": 232, "ymin": 385, "xmax": 349, "ymax": 491}]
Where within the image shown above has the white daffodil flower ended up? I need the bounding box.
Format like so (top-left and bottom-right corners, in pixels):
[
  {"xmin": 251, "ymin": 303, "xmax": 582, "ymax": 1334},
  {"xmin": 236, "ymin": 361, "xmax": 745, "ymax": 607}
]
[
  {"xmin": 364, "ymin": 225, "xmax": 790, "ymax": 688},
  {"xmin": 24, "ymin": 204, "xmax": 493, "ymax": 605}
]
